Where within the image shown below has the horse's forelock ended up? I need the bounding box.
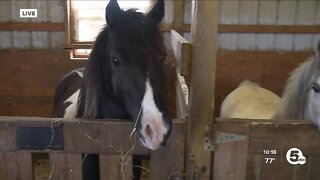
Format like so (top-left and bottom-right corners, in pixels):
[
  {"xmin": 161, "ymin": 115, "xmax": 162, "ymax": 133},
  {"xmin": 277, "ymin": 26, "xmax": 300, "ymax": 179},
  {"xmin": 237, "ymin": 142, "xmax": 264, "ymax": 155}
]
[{"xmin": 110, "ymin": 9, "xmax": 166, "ymax": 72}]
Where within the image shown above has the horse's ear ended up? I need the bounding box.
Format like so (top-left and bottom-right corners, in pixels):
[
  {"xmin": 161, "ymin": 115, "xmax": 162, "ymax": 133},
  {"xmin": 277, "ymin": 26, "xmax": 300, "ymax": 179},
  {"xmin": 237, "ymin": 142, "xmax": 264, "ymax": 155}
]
[
  {"xmin": 147, "ymin": 0, "xmax": 164, "ymax": 25},
  {"xmin": 105, "ymin": 0, "xmax": 121, "ymax": 27}
]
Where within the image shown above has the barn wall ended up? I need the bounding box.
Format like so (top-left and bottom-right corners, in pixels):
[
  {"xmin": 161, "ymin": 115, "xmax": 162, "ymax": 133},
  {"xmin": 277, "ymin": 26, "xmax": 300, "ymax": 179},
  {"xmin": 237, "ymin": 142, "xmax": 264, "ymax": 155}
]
[
  {"xmin": 1, "ymin": 0, "xmax": 319, "ymax": 50},
  {"xmin": 219, "ymin": 0, "xmax": 320, "ymax": 51},
  {"xmin": 0, "ymin": 0, "xmax": 175, "ymax": 50},
  {"xmin": 183, "ymin": 0, "xmax": 320, "ymax": 51},
  {"xmin": 0, "ymin": 0, "xmax": 65, "ymax": 49}
]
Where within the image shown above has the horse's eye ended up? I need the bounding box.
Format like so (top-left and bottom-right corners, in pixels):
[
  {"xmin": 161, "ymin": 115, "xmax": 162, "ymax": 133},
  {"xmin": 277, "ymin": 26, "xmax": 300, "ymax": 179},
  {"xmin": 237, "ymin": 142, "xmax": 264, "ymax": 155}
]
[
  {"xmin": 112, "ymin": 57, "xmax": 120, "ymax": 66},
  {"xmin": 311, "ymin": 84, "xmax": 320, "ymax": 93}
]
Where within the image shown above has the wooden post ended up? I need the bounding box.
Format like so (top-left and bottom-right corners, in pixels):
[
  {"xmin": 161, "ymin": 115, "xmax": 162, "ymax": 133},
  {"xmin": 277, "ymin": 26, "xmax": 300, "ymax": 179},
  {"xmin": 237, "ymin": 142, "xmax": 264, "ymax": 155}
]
[
  {"xmin": 173, "ymin": 0, "xmax": 184, "ymax": 33},
  {"xmin": 186, "ymin": 1, "xmax": 219, "ymax": 179}
]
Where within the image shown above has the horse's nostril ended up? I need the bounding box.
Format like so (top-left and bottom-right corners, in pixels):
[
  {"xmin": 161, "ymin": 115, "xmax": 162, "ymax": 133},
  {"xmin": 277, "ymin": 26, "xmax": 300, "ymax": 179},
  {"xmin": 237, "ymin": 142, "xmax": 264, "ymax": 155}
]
[{"xmin": 145, "ymin": 124, "xmax": 153, "ymax": 140}]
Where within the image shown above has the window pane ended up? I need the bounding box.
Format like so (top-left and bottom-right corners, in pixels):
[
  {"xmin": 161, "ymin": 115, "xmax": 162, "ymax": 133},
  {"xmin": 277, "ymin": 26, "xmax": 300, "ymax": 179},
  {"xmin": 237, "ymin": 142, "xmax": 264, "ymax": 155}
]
[
  {"xmin": 74, "ymin": 49, "xmax": 92, "ymax": 56},
  {"xmin": 72, "ymin": 0, "xmax": 151, "ymax": 42},
  {"xmin": 78, "ymin": 19, "xmax": 104, "ymax": 41}
]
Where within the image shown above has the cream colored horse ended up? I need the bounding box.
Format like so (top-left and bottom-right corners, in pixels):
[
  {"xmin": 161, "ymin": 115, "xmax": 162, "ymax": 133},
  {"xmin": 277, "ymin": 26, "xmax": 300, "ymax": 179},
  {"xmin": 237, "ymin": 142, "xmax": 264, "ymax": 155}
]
[{"xmin": 220, "ymin": 80, "xmax": 281, "ymax": 120}]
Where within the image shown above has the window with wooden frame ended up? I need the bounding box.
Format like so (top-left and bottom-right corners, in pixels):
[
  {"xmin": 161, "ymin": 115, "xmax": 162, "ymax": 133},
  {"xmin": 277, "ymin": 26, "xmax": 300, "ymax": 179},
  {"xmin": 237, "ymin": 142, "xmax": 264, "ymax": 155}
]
[{"xmin": 65, "ymin": 0, "xmax": 153, "ymax": 59}]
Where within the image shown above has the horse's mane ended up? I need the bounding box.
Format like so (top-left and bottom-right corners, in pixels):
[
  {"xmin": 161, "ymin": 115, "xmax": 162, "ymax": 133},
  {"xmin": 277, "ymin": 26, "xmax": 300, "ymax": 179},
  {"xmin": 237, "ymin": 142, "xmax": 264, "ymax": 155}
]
[
  {"xmin": 77, "ymin": 9, "xmax": 167, "ymax": 119},
  {"xmin": 77, "ymin": 29, "xmax": 109, "ymax": 118},
  {"xmin": 274, "ymin": 54, "xmax": 320, "ymax": 120}
]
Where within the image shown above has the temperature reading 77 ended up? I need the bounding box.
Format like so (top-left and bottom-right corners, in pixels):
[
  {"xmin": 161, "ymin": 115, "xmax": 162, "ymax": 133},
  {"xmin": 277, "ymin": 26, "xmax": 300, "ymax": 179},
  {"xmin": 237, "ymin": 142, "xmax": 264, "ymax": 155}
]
[{"xmin": 265, "ymin": 157, "xmax": 275, "ymax": 163}]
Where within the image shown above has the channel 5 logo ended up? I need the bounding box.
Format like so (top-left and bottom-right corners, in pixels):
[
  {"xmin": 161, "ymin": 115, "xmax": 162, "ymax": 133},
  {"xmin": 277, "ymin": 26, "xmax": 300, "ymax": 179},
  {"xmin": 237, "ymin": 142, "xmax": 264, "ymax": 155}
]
[{"xmin": 286, "ymin": 148, "xmax": 306, "ymax": 165}]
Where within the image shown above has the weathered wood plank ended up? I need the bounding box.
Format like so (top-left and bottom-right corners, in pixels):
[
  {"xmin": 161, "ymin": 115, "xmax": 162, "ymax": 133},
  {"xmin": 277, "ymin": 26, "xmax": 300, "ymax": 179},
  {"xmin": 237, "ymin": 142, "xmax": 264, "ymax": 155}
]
[
  {"xmin": 0, "ymin": 152, "xmax": 33, "ymax": 180},
  {"xmin": 62, "ymin": 120, "xmax": 148, "ymax": 155},
  {"xmin": 173, "ymin": 0, "xmax": 184, "ymax": 33},
  {"xmin": 307, "ymin": 156, "xmax": 320, "ymax": 179},
  {"xmin": 0, "ymin": 50, "xmax": 84, "ymax": 116},
  {"xmin": 0, "ymin": 116, "xmax": 172, "ymax": 154},
  {"xmin": 0, "ymin": 23, "xmax": 65, "ymax": 31},
  {"xmin": 150, "ymin": 121, "xmax": 185, "ymax": 180},
  {"xmin": 0, "ymin": 50, "xmax": 84, "ymax": 97},
  {"xmin": 171, "ymin": 30, "xmax": 191, "ymax": 84},
  {"xmin": 219, "ymin": 24, "xmax": 320, "ymax": 34},
  {"xmin": 259, "ymin": 155, "xmax": 293, "ymax": 180},
  {"xmin": 215, "ymin": 119, "xmax": 320, "ymax": 155},
  {"xmin": 0, "ymin": 95, "xmax": 52, "ymax": 117},
  {"xmin": 0, "ymin": 119, "xmax": 15, "ymax": 152},
  {"xmin": 187, "ymin": 1, "xmax": 219, "ymax": 179},
  {"xmin": 49, "ymin": 153, "xmax": 82, "ymax": 180},
  {"xmin": 249, "ymin": 121, "xmax": 320, "ymax": 155},
  {"xmin": 100, "ymin": 154, "xmax": 132, "ymax": 180},
  {"xmin": 213, "ymin": 120, "xmax": 250, "ymax": 180},
  {"xmin": 214, "ymin": 119, "xmax": 320, "ymax": 179}
]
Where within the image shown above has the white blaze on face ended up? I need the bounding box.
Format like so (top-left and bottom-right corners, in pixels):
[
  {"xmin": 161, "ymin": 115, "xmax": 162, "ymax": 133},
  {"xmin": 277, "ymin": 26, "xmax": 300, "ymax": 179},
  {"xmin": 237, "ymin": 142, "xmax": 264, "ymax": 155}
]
[
  {"xmin": 140, "ymin": 79, "xmax": 168, "ymax": 150},
  {"xmin": 63, "ymin": 89, "xmax": 80, "ymax": 119}
]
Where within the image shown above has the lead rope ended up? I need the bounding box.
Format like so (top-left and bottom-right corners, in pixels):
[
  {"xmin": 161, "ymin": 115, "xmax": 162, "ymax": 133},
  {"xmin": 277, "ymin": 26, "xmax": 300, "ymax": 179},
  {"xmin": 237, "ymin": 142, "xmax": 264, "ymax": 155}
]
[{"xmin": 130, "ymin": 106, "xmax": 143, "ymax": 138}]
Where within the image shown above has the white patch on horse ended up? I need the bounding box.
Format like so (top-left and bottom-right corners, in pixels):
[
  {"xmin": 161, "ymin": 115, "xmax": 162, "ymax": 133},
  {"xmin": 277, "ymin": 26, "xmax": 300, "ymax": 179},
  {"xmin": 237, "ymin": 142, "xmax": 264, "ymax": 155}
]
[
  {"xmin": 63, "ymin": 89, "xmax": 80, "ymax": 119},
  {"xmin": 75, "ymin": 70, "xmax": 84, "ymax": 78},
  {"xmin": 140, "ymin": 79, "xmax": 168, "ymax": 150}
]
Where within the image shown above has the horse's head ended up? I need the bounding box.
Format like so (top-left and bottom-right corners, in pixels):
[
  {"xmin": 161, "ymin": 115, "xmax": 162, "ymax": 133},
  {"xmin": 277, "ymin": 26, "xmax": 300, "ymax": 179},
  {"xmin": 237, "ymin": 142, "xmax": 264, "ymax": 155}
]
[
  {"xmin": 97, "ymin": 0, "xmax": 171, "ymax": 150},
  {"xmin": 279, "ymin": 40, "xmax": 320, "ymax": 129},
  {"xmin": 305, "ymin": 40, "xmax": 320, "ymax": 128}
]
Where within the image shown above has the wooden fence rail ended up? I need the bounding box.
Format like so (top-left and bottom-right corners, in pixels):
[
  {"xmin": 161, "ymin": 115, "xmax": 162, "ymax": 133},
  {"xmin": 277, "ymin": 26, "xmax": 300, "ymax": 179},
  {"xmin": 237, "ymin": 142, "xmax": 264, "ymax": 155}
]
[
  {"xmin": 0, "ymin": 116, "xmax": 185, "ymax": 180},
  {"xmin": 213, "ymin": 118, "xmax": 320, "ymax": 180}
]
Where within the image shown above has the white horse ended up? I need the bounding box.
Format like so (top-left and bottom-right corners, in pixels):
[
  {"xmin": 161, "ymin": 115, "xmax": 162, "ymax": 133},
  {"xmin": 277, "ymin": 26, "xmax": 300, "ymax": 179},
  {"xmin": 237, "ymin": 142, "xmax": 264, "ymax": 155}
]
[
  {"xmin": 221, "ymin": 40, "xmax": 320, "ymax": 128},
  {"xmin": 220, "ymin": 41, "xmax": 320, "ymax": 180}
]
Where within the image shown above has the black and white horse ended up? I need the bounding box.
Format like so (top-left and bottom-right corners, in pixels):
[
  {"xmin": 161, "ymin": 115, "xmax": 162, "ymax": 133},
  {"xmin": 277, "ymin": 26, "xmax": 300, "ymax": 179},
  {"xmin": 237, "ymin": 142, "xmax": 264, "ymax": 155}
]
[{"xmin": 52, "ymin": 0, "xmax": 171, "ymax": 179}]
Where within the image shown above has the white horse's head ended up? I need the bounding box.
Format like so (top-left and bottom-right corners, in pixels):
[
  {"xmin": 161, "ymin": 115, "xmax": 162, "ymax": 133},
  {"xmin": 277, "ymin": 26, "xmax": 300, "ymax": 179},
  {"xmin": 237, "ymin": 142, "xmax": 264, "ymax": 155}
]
[
  {"xmin": 277, "ymin": 40, "xmax": 320, "ymax": 129},
  {"xmin": 305, "ymin": 41, "xmax": 320, "ymax": 128}
]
